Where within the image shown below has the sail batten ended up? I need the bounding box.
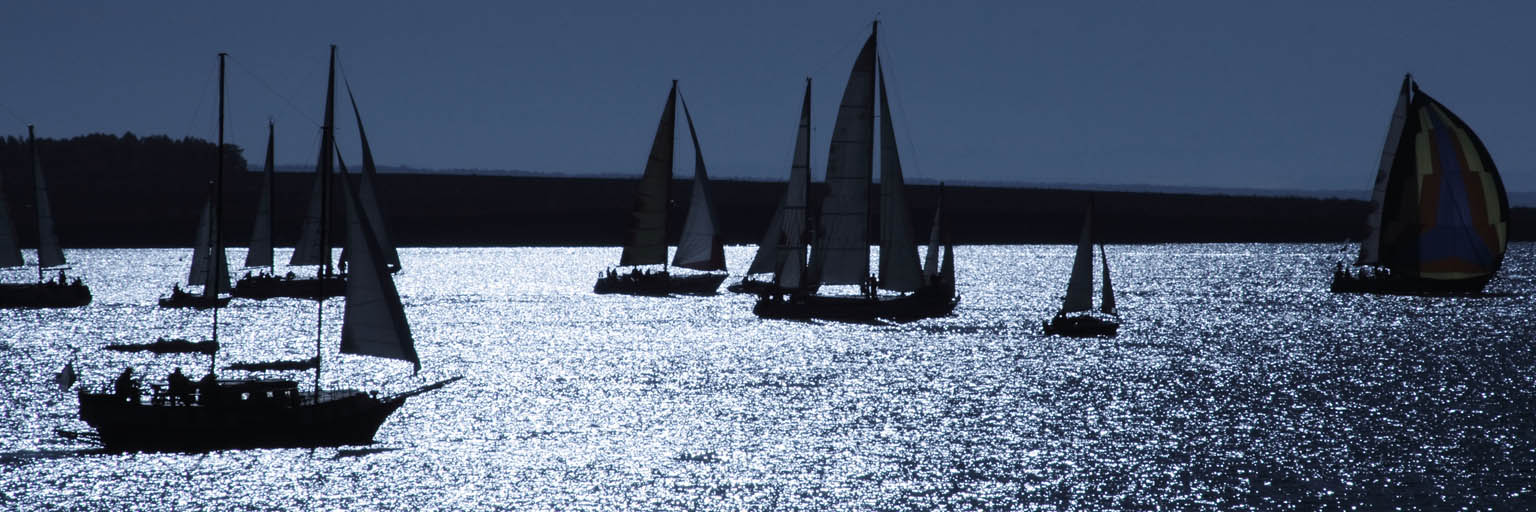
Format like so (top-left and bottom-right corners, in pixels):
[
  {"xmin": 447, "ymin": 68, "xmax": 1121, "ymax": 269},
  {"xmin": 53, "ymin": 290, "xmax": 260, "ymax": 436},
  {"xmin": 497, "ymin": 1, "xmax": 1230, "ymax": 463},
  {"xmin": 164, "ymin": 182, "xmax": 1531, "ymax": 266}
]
[
  {"xmin": 816, "ymin": 32, "xmax": 878, "ymax": 286},
  {"xmin": 618, "ymin": 83, "xmax": 676, "ymax": 267},
  {"xmin": 876, "ymin": 64, "xmax": 924, "ymax": 292},
  {"xmin": 671, "ymin": 94, "xmax": 725, "ymax": 271}
]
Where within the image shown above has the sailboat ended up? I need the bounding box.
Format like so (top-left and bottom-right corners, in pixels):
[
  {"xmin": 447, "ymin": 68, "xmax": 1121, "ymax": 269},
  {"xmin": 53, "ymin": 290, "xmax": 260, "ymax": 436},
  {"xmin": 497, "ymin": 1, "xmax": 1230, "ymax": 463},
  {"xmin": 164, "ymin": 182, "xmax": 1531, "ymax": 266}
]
[
  {"xmin": 232, "ymin": 46, "xmax": 401, "ymax": 300},
  {"xmin": 753, "ymin": 21, "xmax": 958, "ymax": 321},
  {"xmin": 1332, "ymin": 74, "xmax": 1508, "ymax": 295},
  {"xmin": 158, "ymin": 188, "xmax": 233, "ymax": 309},
  {"xmin": 75, "ymin": 52, "xmax": 453, "ymax": 452},
  {"xmin": 593, "ymin": 80, "xmax": 728, "ymax": 296},
  {"xmin": 0, "ymin": 125, "xmax": 91, "ymax": 308},
  {"xmin": 730, "ymin": 78, "xmax": 814, "ymax": 295},
  {"xmin": 1043, "ymin": 201, "xmax": 1119, "ymax": 337},
  {"xmin": 241, "ymin": 121, "xmax": 277, "ymax": 279}
]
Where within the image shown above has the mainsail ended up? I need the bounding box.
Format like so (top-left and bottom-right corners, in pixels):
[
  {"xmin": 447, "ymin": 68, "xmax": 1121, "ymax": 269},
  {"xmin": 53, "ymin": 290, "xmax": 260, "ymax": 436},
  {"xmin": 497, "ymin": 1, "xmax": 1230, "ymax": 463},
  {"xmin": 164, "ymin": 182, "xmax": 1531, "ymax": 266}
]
[
  {"xmin": 1368, "ymin": 77, "xmax": 1508, "ymax": 280},
  {"xmin": 618, "ymin": 82, "xmax": 677, "ymax": 267},
  {"xmin": 245, "ymin": 122, "xmax": 275, "ymax": 269},
  {"xmin": 671, "ymin": 94, "xmax": 725, "ymax": 271},
  {"xmin": 816, "ymin": 30, "xmax": 878, "ymax": 286},
  {"xmin": 0, "ymin": 157, "xmax": 23, "ymax": 267},
  {"xmin": 775, "ymin": 79, "xmax": 813, "ymax": 290},
  {"xmin": 187, "ymin": 196, "xmax": 232, "ymax": 292},
  {"xmin": 30, "ymin": 127, "xmax": 65, "ymax": 269},
  {"xmin": 337, "ymin": 158, "xmax": 419, "ymax": 372},
  {"xmin": 1099, "ymin": 243, "xmax": 1115, "ymax": 315},
  {"xmin": 291, "ymin": 47, "xmax": 338, "ymax": 270},
  {"xmin": 876, "ymin": 66, "xmax": 923, "ymax": 292},
  {"xmin": 745, "ymin": 198, "xmax": 785, "ymax": 276},
  {"xmin": 1356, "ymin": 77, "xmax": 1410, "ymax": 266},
  {"xmin": 923, "ymin": 186, "xmax": 944, "ymax": 279},
  {"xmin": 1061, "ymin": 205, "xmax": 1095, "ymax": 314}
]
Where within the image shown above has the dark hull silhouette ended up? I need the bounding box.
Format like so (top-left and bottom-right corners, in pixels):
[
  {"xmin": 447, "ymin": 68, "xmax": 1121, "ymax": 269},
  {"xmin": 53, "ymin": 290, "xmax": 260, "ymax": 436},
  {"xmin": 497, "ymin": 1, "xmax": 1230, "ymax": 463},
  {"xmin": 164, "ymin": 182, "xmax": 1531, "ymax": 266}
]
[
  {"xmin": 1330, "ymin": 268, "xmax": 1491, "ymax": 295},
  {"xmin": 593, "ymin": 270, "xmax": 727, "ymax": 296},
  {"xmin": 725, "ymin": 277, "xmax": 805, "ymax": 296},
  {"xmin": 232, "ymin": 274, "xmax": 345, "ymax": 300},
  {"xmin": 76, "ymin": 380, "xmax": 403, "ymax": 452},
  {"xmin": 157, "ymin": 289, "xmax": 231, "ymax": 309},
  {"xmin": 753, "ymin": 286, "xmax": 958, "ymax": 321},
  {"xmin": 0, "ymin": 281, "xmax": 91, "ymax": 308},
  {"xmin": 1043, "ymin": 313, "xmax": 1120, "ymax": 338}
]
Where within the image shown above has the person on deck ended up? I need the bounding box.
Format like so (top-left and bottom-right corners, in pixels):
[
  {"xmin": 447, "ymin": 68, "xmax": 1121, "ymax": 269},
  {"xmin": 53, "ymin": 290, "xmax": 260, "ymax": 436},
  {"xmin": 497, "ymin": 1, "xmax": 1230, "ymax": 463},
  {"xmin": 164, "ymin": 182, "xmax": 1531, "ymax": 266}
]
[
  {"xmin": 114, "ymin": 367, "xmax": 140, "ymax": 403},
  {"xmin": 167, "ymin": 367, "xmax": 193, "ymax": 406}
]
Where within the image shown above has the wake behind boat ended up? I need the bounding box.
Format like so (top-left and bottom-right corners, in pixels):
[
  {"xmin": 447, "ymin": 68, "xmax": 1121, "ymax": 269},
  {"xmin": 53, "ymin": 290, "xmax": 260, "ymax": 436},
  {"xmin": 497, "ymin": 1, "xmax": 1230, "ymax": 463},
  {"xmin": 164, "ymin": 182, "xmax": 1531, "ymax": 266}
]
[
  {"xmin": 594, "ymin": 80, "xmax": 728, "ymax": 296},
  {"xmin": 1331, "ymin": 74, "xmax": 1508, "ymax": 295}
]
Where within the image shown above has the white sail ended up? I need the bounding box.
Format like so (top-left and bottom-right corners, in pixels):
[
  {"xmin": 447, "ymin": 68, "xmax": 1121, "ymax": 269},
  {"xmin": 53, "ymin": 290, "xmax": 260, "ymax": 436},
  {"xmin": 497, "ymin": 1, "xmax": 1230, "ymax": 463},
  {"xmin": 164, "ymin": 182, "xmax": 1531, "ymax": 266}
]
[
  {"xmin": 875, "ymin": 66, "xmax": 923, "ymax": 292},
  {"xmin": 1357, "ymin": 76, "xmax": 1411, "ymax": 265},
  {"xmin": 745, "ymin": 197, "xmax": 784, "ymax": 275},
  {"xmin": 1099, "ymin": 243, "xmax": 1115, "ymax": 315},
  {"xmin": 188, "ymin": 198, "xmax": 213, "ymax": 286},
  {"xmin": 0, "ymin": 168, "xmax": 24, "ymax": 267},
  {"xmin": 671, "ymin": 94, "xmax": 725, "ymax": 271},
  {"xmin": 774, "ymin": 79, "xmax": 813, "ymax": 290},
  {"xmin": 1061, "ymin": 205, "xmax": 1095, "ymax": 314},
  {"xmin": 338, "ymin": 161, "xmax": 419, "ymax": 371},
  {"xmin": 31, "ymin": 129, "xmax": 65, "ymax": 269},
  {"xmin": 245, "ymin": 122, "xmax": 275, "ymax": 269},
  {"xmin": 816, "ymin": 31, "xmax": 878, "ymax": 286}
]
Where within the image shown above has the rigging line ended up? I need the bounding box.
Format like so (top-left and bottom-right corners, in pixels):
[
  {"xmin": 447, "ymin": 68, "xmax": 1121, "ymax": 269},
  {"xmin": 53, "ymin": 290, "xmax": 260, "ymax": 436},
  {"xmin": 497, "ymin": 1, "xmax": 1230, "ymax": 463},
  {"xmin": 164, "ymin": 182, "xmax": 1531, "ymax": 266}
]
[
  {"xmin": 803, "ymin": 19, "xmax": 879, "ymax": 85},
  {"xmin": 184, "ymin": 66, "xmax": 216, "ymax": 141},
  {"xmin": 226, "ymin": 55, "xmax": 321, "ymax": 129},
  {"xmin": 0, "ymin": 100, "xmax": 28, "ymax": 127}
]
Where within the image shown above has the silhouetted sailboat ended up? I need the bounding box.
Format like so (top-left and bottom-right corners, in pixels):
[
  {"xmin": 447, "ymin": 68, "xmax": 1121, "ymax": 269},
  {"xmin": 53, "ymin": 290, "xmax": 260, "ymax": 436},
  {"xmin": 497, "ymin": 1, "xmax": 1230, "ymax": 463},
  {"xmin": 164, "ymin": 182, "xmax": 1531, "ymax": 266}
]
[
  {"xmin": 1332, "ymin": 74, "xmax": 1508, "ymax": 295},
  {"xmin": 1043, "ymin": 201, "xmax": 1119, "ymax": 337},
  {"xmin": 242, "ymin": 120, "xmax": 277, "ymax": 276},
  {"xmin": 0, "ymin": 125, "xmax": 91, "ymax": 308},
  {"xmin": 753, "ymin": 21, "xmax": 958, "ymax": 321},
  {"xmin": 76, "ymin": 52, "xmax": 453, "ymax": 452},
  {"xmin": 158, "ymin": 188, "xmax": 233, "ymax": 309},
  {"xmin": 730, "ymin": 79, "xmax": 814, "ymax": 295},
  {"xmin": 594, "ymin": 80, "xmax": 728, "ymax": 296}
]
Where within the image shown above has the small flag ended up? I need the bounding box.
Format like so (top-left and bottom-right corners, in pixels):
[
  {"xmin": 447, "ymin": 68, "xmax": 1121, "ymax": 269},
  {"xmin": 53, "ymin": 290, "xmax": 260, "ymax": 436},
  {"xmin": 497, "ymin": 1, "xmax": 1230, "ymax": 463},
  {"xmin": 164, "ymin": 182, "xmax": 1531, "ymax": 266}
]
[{"xmin": 55, "ymin": 361, "xmax": 76, "ymax": 391}]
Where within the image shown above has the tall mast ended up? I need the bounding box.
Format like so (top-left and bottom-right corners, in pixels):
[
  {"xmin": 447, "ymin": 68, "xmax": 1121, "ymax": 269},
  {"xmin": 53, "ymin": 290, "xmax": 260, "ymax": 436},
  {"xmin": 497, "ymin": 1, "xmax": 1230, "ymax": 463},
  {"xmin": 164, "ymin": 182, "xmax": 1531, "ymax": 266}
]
[
  {"xmin": 315, "ymin": 44, "xmax": 336, "ymax": 394},
  {"xmin": 667, "ymin": 78, "xmax": 675, "ymax": 273},
  {"xmin": 867, "ymin": 20, "xmax": 878, "ymax": 291},
  {"xmin": 212, "ymin": 52, "xmax": 226, "ymax": 373},
  {"xmin": 27, "ymin": 125, "xmax": 39, "ymax": 283},
  {"xmin": 264, "ymin": 120, "xmax": 275, "ymax": 275}
]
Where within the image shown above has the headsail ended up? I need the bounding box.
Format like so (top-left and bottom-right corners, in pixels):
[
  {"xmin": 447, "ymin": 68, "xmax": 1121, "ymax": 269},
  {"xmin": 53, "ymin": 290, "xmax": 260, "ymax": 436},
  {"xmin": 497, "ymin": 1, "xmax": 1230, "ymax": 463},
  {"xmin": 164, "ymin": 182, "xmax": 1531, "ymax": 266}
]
[
  {"xmin": 30, "ymin": 127, "xmax": 65, "ymax": 269},
  {"xmin": 1061, "ymin": 204, "xmax": 1095, "ymax": 314},
  {"xmin": 337, "ymin": 158, "xmax": 419, "ymax": 372},
  {"xmin": 1373, "ymin": 78, "xmax": 1508, "ymax": 280},
  {"xmin": 775, "ymin": 78, "xmax": 814, "ymax": 290},
  {"xmin": 245, "ymin": 122, "xmax": 275, "ymax": 269},
  {"xmin": 1356, "ymin": 76, "xmax": 1410, "ymax": 266},
  {"xmin": 188, "ymin": 195, "xmax": 231, "ymax": 292},
  {"xmin": 745, "ymin": 197, "xmax": 784, "ymax": 276},
  {"xmin": 618, "ymin": 82, "xmax": 676, "ymax": 267},
  {"xmin": 0, "ymin": 160, "xmax": 24, "ymax": 267},
  {"xmin": 816, "ymin": 29, "xmax": 878, "ymax": 286},
  {"xmin": 875, "ymin": 64, "xmax": 923, "ymax": 292},
  {"xmin": 1099, "ymin": 243, "xmax": 1115, "ymax": 315},
  {"xmin": 290, "ymin": 47, "xmax": 338, "ymax": 271},
  {"xmin": 671, "ymin": 94, "xmax": 726, "ymax": 271},
  {"xmin": 347, "ymin": 83, "xmax": 402, "ymax": 272},
  {"xmin": 923, "ymin": 185, "xmax": 944, "ymax": 279}
]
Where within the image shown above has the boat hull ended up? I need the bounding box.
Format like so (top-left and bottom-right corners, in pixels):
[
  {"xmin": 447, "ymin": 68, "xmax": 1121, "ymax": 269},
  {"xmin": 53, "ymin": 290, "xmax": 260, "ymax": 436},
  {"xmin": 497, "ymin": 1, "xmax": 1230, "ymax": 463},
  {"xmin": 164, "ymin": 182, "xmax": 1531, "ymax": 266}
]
[
  {"xmin": 1043, "ymin": 313, "xmax": 1120, "ymax": 338},
  {"xmin": 1329, "ymin": 269, "xmax": 1491, "ymax": 295},
  {"xmin": 77, "ymin": 382, "xmax": 403, "ymax": 452},
  {"xmin": 157, "ymin": 290, "xmax": 231, "ymax": 309},
  {"xmin": 0, "ymin": 281, "xmax": 91, "ymax": 308},
  {"xmin": 725, "ymin": 278, "xmax": 806, "ymax": 295},
  {"xmin": 232, "ymin": 274, "xmax": 346, "ymax": 300},
  {"xmin": 593, "ymin": 270, "xmax": 727, "ymax": 296},
  {"xmin": 753, "ymin": 287, "xmax": 958, "ymax": 321}
]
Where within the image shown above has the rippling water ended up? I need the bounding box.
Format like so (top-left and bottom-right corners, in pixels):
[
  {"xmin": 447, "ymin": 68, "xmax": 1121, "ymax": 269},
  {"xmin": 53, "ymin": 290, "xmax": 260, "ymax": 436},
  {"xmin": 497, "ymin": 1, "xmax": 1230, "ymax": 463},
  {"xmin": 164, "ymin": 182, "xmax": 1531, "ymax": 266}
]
[{"xmin": 2, "ymin": 244, "xmax": 1534, "ymax": 510}]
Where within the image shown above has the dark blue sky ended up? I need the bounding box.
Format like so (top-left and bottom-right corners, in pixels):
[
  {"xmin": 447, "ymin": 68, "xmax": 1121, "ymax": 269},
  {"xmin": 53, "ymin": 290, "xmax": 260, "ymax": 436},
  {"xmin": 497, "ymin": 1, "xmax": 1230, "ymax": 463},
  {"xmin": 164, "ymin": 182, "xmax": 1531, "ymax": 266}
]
[{"xmin": 3, "ymin": 2, "xmax": 1533, "ymax": 193}]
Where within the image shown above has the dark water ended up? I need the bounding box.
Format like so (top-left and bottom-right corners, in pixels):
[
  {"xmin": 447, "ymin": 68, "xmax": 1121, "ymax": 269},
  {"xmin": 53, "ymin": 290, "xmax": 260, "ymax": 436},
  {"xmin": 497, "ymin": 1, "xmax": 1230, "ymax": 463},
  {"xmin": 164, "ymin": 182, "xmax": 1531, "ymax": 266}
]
[{"xmin": 2, "ymin": 244, "xmax": 1534, "ymax": 510}]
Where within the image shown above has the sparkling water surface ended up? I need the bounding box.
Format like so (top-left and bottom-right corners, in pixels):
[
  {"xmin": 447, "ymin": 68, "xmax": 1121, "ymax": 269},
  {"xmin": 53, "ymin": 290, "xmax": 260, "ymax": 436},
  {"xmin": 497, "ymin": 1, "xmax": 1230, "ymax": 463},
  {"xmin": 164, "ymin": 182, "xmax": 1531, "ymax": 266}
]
[{"xmin": 2, "ymin": 244, "xmax": 1534, "ymax": 510}]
